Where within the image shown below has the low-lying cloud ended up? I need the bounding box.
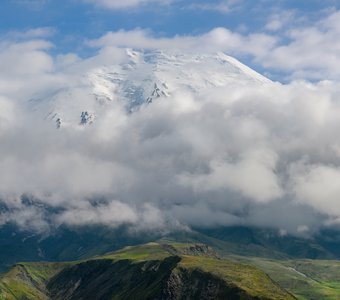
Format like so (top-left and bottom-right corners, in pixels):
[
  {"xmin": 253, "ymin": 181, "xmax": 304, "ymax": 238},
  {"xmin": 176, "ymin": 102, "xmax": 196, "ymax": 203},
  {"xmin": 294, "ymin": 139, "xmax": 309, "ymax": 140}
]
[{"xmin": 1, "ymin": 28, "xmax": 340, "ymax": 237}]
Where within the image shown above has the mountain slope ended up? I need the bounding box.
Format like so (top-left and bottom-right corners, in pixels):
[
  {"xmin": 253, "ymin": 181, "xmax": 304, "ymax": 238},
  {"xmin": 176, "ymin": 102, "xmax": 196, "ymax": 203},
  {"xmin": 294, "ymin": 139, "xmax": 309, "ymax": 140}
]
[
  {"xmin": 230, "ymin": 256, "xmax": 340, "ymax": 300},
  {"xmin": 193, "ymin": 227, "xmax": 337, "ymax": 259},
  {"xmin": 1, "ymin": 224, "xmax": 340, "ymax": 275},
  {"xmin": 0, "ymin": 262, "xmax": 65, "ymax": 300},
  {"xmin": 0, "ymin": 242, "xmax": 295, "ymax": 300}
]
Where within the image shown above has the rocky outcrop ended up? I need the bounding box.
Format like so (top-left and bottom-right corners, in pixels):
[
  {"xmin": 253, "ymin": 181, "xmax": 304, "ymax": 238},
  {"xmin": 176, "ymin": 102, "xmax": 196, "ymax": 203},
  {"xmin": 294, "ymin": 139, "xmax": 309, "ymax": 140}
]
[{"xmin": 162, "ymin": 268, "xmax": 251, "ymax": 300}]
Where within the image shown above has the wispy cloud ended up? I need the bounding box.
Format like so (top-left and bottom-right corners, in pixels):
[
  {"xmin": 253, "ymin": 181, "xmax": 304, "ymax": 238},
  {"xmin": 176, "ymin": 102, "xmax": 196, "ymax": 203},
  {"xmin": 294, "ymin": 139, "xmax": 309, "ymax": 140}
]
[
  {"xmin": 260, "ymin": 10, "xmax": 340, "ymax": 80},
  {"xmin": 14, "ymin": 0, "xmax": 49, "ymax": 10},
  {"xmin": 2, "ymin": 27, "xmax": 56, "ymax": 41},
  {"xmin": 82, "ymin": 0, "xmax": 173, "ymax": 9},
  {"xmin": 87, "ymin": 27, "xmax": 277, "ymax": 59},
  {"xmin": 82, "ymin": 0, "xmax": 243, "ymax": 12},
  {"xmin": 186, "ymin": 0, "xmax": 242, "ymax": 14},
  {"xmin": 265, "ymin": 10, "xmax": 296, "ymax": 32}
]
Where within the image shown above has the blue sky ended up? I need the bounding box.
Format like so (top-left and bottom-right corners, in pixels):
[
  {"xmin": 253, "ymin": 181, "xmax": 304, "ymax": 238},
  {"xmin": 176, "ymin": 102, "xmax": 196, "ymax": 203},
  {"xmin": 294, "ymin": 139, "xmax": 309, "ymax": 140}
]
[
  {"xmin": 2, "ymin": 1, "xmax": 338, "ymax": 38},
  {"xmin": 1, "ymin": 0, "xmax": 340, "ymax": 81}
]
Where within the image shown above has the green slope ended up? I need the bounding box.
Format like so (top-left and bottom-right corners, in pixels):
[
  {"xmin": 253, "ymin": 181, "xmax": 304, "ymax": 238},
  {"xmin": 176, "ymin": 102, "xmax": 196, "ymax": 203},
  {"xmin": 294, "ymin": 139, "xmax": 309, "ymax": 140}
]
[
  {"xmin": 229, "ymin": 255, "xmax": 340, "ymax": 300},
  {"xmin": 0, "ymin": 262, "xmax": 67, "ymax": 300},
  {"xmin": 0, "ymin": 242, "xmax": 295, "ymax": 300}
]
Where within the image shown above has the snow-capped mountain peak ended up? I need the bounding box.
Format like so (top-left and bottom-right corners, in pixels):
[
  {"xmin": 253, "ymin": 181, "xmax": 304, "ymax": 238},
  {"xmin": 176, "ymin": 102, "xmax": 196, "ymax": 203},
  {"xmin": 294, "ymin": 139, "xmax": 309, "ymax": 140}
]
[{"xmin": 29, "ymin": 49, "xmax": 271, "ymax": 128}]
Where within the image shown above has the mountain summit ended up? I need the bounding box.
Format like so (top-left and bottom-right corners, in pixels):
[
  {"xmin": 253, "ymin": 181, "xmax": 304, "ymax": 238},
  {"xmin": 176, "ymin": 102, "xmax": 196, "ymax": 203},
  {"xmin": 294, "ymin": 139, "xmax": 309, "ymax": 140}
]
[{"xmin": 29, "ymin": 49, "xmax": 271, "ymax": 129}]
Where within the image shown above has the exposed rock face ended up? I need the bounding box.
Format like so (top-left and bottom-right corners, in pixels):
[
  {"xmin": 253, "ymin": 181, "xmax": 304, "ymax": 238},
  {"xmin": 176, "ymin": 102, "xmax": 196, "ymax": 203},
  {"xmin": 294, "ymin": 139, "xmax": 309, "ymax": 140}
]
[
  {"xmin": 80, "ymin": 111, "xmax": 95, "ymax": 125},
  {"xmin": 181, "ymin": 244, "xmax": 220, "ymax": 259},
  {"xmin": 162, "ymin": 268, "xmax": 246, "ymax": 300}
]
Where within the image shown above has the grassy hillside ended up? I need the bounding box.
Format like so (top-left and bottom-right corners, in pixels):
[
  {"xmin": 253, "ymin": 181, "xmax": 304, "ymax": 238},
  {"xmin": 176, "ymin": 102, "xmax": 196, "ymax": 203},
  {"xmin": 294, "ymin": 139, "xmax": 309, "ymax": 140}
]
[
  {"xmin": 0, "ymin": 262, "xmax": 67, "ymax": 300},
  {"xmin": 229, "ymin": 255, "xmax": 340, "ymax": 300},
  {"xmin": 0, "ymin": 242, "xmax": 295, "ymax": 300}
]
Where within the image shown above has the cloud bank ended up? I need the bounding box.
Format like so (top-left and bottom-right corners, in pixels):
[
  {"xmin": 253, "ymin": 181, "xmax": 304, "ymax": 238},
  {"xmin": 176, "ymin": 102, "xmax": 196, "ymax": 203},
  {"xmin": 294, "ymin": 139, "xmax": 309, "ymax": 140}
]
[{"xmin": 2, "ymin": 22, "xmax": 340, "ymax": 237}]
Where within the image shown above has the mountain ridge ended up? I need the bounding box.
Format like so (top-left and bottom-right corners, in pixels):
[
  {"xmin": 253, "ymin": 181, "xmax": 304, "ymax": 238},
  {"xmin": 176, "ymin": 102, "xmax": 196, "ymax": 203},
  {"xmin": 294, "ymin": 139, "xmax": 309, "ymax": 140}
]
[
  {"xmin": 1, "ymin": 223, "xmax": 339, "ymax": 275},
  {"xmin": 0, "ymin": 242, "xmax": 295, "ymax": 300}
]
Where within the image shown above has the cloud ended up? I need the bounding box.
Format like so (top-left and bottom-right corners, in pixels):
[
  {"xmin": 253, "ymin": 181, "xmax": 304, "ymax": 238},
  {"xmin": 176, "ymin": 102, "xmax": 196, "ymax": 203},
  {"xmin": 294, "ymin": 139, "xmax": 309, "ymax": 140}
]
[
  {"xmin": 2, "ymin": 26, "xmax": 340, "ymax": 237},
  {"xmin": 4, "ymin": 27, "xmax": 56, "ymax": 40},
  {"xmin": 87, "ymin": 27, "xmax": 277, "ymax": 58},
  {"xmin": 0, "ymin": 36, "xmax": 68, "ymax": 102},
  {"xmin": 82, "ymin": 0, "xmax": 172, "ymax": 9},
  {"xmin": 90, "ymin": 8, "xmax": 340, "ymax": 81},
  {"xmin": 186, "ymin": 0, "xmax": 242, "ymax": 14},
  {"xmin": 259, "ymin": 10, "xmax": 340, "ymax": 80},
  {"xmin": 178, "ymin": 148, "xmax": 283, "ymax": 203},
  {"xmin": 83, "ymin": 0, "xmax": 243, "ymax": 13},
  {"xmin": 265, "ymin": 10, "xmax": 296, "ymax": 32},
  {"xmin": 0, "ymin": 96, "xmax": 16, "ymax": 133},
  {"xmin": 14, "ymin": 0, "xmax": 49, "ymax": 10},
  {"xmin": 0, "ymin": 40, "xmax": 53, "ymax": 76},
  {"xmin": 291, "ymin": 164, "xmax": 340, "ymax": 217}
]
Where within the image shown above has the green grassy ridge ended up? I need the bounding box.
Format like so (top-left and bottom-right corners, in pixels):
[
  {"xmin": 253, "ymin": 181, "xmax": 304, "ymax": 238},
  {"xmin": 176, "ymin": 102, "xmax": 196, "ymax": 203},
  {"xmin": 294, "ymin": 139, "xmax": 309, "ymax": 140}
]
[
  {"xmin": 92, "ymin": 242, "xmax": 295, "ymax": 299},
  {"xmin": 228, "ymin": 255, "xmax": 340, "ymax": 299},
  {"xmin": 0, "ymin": 266, "xmax": 34, "ymax": 300},
  {"xmin": 0, "ymin": 242, "xmax": 295, "ymax": 300},
  {"xmin": 180, "ymin": 255, "xmax": 293, "ymax": 300},
  {"xmin": 0, "ymin": 262, "xmax": 66, "ymax": 300}
]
